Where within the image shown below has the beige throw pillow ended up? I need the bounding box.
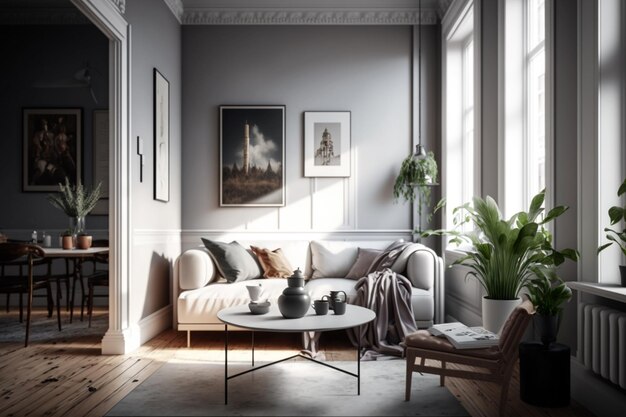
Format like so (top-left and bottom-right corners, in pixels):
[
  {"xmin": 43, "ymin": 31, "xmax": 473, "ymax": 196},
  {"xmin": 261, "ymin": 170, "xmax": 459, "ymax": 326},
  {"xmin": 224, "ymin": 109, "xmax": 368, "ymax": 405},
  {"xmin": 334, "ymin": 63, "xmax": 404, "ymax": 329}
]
[{"xmin": 251, "ymin": 246, "xmax": 293, "ymax": 278}]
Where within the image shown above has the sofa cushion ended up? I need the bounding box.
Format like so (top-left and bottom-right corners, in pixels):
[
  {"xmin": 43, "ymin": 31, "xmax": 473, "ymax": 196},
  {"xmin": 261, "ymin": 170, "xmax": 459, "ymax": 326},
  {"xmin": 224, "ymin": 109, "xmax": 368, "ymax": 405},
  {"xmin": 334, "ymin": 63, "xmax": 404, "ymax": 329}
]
[
  {"xmin": 201, "ymin": 239, "xmax": 262, "ymax": 283},
  {"xmin": 344, "ymin": 248, "xmax": 382, "ymax": 279},
  {"xmin": 251, "ymin": 246, "xmax": 293, "ymax": 278},
  {"xmin": 310, "ymin": 240, "xmax": 359, "ymax": 279},
  {"xmin": 178, "ymin": 278, "xmax": 288, "ymax": 324}
]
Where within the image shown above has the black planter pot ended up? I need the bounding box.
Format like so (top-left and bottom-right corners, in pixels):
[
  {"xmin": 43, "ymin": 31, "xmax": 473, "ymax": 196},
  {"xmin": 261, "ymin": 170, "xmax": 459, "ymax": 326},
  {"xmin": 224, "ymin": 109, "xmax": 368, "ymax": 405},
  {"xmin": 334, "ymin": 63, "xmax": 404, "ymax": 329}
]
[
  {"xmin": 536, "ymin": 314, "xmax": 558, "ymax": 346},
  {"xmin": 621, "ymin": 265, "xmax": 626, "ymax": 287}
]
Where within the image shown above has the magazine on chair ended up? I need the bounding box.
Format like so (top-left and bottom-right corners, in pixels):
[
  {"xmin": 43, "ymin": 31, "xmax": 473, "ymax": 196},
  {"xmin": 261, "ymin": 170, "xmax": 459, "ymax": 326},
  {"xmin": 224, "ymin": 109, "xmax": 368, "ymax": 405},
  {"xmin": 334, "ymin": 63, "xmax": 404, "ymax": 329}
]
[{"xmin": 428, "ymin": 322, "xmax": 499, "ymax": 349}]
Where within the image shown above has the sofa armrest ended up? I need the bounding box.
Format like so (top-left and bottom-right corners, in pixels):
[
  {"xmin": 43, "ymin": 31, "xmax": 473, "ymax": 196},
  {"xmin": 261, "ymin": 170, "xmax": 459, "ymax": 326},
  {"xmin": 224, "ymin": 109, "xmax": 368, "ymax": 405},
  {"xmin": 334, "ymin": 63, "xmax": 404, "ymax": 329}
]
[
  {"xmin": 177, "ymin": 248, "xmax": 217, "ymax": 290},
  {"xmin": 406, "ymin": 246, "xmax": 445, "ymax": 324}
]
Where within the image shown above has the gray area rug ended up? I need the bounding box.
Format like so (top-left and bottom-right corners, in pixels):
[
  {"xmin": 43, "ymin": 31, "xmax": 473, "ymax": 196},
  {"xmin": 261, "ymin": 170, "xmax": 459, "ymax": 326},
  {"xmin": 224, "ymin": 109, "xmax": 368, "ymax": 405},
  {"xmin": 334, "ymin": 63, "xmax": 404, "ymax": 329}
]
[{"xmin": 107, "ymin": 358, "xmax": 469, "ymax": 416}]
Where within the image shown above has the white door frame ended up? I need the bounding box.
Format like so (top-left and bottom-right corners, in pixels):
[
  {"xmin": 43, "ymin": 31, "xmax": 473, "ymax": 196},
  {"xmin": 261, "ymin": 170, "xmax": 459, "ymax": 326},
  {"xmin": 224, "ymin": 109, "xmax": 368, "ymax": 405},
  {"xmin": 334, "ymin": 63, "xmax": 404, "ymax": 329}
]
[{"xmin": 71, "ymin": 0, "xmax": 134, "ymax": 354}]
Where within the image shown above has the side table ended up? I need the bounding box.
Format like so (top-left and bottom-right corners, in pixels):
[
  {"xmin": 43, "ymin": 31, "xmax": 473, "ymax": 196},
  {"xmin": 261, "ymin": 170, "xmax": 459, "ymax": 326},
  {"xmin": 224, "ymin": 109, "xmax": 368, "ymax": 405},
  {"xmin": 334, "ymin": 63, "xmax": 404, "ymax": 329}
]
[{"xmin": 519, "ymin": 341, "xmax": 570, "ymax": 407}]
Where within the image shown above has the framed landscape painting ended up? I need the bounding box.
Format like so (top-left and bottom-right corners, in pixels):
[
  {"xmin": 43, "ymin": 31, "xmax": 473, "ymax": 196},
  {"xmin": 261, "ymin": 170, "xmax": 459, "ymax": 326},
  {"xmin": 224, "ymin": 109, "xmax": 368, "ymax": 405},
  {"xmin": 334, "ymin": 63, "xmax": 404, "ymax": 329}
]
[
  {"xmin": 23, "ymin": 108, "xmax": 82, "ymax": 192},
  {"xmin": 220, "ymin": 105, "xmax": 285, "ymax": 207},
  {"xmin": 303, "ymin": 111, "xmax": 351, "ymax": 177}
]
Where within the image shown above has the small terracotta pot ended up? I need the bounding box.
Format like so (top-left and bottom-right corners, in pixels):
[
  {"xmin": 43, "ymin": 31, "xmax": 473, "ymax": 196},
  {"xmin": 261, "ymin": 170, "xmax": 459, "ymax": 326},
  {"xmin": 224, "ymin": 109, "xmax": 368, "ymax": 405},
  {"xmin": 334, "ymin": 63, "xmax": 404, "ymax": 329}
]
[
  {"xmin": 77, "ymin": 235, "xmax": 92, "ymax": 250},
  {"xmin": 62, "ymin": 235, "xmax": 74, "ymax": 250}
]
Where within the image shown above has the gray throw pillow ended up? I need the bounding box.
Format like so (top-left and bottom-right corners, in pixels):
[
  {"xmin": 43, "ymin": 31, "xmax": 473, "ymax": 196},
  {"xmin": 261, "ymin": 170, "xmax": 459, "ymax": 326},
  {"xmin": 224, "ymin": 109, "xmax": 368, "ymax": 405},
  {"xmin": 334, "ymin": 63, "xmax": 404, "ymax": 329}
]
[
  {"xmin": 344, "ymin": 248, "xmax": 382, "ymax": 279},
  {"xmin": 201, "ymin": 238, "xmax": 262, "ymax": 283}
]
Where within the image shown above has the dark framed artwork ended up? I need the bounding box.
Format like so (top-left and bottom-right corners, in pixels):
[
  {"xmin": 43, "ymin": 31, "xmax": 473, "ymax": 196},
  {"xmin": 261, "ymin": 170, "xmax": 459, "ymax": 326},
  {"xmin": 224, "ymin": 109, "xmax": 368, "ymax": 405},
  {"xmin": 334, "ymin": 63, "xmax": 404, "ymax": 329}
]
[
  {"xmin": 91, "ymin": 109, "xmax": 109, "ymax": 215},
  {"xmin": 220, "ymin": 105, "xmax": 286, "ymax": 207},
  {"xmin": 154, "ymin": 68, "xmax": 170, "ymax": 202},
  {"xmin": 23, "ymin": 108, "xmax": 82, "ymax": 192},
  {"xmin": 304, "ymin": 111, "xmax": 351, "ymax": 177}
]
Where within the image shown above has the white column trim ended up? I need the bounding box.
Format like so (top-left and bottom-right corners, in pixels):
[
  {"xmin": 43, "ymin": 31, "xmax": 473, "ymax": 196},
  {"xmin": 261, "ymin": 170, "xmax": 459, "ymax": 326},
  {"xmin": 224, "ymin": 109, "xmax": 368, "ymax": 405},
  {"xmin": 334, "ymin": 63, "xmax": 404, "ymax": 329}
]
[{"xmin": 72, "ymin": 0, "xmax": 133, "ymax": 354}]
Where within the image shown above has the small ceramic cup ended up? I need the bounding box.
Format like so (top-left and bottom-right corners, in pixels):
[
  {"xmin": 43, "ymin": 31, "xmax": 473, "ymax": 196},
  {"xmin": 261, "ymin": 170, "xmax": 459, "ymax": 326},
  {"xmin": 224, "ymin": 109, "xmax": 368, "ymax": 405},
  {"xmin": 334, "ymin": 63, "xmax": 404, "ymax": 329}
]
[
  {"xmin": 333, "ymin": 300, "xmax": 347, "ymax": 315},
  {"xmin": 312, "ymin": 299, "xmax": 329, "ymax": 315},
  {"xmin": 246, "ymin": 284, "xmax": 263, "ymax": 302}
]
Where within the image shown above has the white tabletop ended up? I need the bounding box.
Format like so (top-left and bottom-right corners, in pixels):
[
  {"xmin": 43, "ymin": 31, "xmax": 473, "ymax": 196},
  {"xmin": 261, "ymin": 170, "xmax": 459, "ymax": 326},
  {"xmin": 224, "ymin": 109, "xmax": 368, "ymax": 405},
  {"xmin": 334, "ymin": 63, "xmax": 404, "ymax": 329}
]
[
  {"xmin": 42, "ymin": 247, "xmax": 109, "ymax": 258},
  {"xmin": 217, "ymin": 304, "xmax": 376, "ymax": 333}
]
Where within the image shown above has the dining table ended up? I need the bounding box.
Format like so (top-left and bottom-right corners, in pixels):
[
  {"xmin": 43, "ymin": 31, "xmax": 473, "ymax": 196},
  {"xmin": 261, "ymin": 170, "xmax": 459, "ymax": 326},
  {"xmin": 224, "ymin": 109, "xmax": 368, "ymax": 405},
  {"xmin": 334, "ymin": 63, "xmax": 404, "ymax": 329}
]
[{"xmin": 42, "ymin": 246, "xmax": 109, "ymax": 329}]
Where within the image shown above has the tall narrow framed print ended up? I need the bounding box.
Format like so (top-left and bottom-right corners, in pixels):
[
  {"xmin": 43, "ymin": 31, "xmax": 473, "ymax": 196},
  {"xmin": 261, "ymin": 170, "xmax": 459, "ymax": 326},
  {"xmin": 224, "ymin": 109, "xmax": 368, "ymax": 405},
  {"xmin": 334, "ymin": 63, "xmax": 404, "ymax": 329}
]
[
  {"xmin": 304, "ymin": 111, "xmax": 351, "ymax": 177},
  {"xmin": 23, "ymin": 108, "xmax": 82, "ymax": 192},
  {"xmin": 220, "ymin": 105, "xmax": 286, "ymax": 207},
  {"xmin": 154, "ymin": 68, "xmax": 170, "ymax": 202}
]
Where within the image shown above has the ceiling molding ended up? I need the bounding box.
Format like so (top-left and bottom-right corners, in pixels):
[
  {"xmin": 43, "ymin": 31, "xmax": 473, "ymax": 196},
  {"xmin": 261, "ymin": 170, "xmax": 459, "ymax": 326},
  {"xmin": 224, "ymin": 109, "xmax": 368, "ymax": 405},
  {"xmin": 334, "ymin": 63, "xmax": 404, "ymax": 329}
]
[
  {"xmin": 163, "ymin": 0, "xmax": 184, "ymax": 23},
  {"xmin": 182, "ymin": 9, "xmax": 439, "ymax": 25},
  {"xmin": 109, "ymin": 0, "xmax": 125, "ymax": 14}
]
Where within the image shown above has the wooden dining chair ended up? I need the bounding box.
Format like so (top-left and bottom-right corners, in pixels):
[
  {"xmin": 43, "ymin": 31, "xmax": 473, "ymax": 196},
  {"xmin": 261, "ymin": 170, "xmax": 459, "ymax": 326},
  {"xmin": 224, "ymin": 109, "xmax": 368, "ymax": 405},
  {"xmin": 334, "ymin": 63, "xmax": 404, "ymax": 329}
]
[
  {"xmin": 403, "ymin": 300, "xmax": 535, "ymax": 417},
  {"xmin": 0, "ymin": 243, "xmax": 54, "ymax": 347},
  {"xmin": 80, "ymin": 239, "xmax": 109, "ymax": 327}
]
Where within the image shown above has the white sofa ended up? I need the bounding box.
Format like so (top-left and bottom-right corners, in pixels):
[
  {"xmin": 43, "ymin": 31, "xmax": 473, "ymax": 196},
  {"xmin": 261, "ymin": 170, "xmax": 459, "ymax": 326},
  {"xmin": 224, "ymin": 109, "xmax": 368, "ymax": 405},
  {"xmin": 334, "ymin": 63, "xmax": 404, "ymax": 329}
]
[{"xmin": 174, "ymin": 239, "xmax": 444, "ymax": 346}]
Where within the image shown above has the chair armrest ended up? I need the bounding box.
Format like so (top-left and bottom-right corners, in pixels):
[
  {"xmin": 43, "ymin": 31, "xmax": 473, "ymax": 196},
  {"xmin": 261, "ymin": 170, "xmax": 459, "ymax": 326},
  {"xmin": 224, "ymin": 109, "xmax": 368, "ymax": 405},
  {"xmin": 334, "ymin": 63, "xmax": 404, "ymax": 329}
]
[{"xmin": 406, "ymin": 246, "xmax": 445, "ymax": 324}]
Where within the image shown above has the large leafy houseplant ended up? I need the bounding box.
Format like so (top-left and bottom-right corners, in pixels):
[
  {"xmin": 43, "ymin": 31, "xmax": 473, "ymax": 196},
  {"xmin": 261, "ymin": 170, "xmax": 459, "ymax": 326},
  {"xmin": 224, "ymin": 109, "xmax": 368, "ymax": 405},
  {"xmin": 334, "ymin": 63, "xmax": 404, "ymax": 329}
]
[
  {"xmin": 425, "ymin": 189, "xmax": 578, "ymax": 300},
  {"xmin": 597, "ymin": 177, "xmax": 626, "ymax": 285},
  {"xmin": 423, "ymin": 190, "xmax": 578, "ymax": 332},
  {"xmin": 393, "ymin": 150, "xmax": 441, "ymax": 232}
]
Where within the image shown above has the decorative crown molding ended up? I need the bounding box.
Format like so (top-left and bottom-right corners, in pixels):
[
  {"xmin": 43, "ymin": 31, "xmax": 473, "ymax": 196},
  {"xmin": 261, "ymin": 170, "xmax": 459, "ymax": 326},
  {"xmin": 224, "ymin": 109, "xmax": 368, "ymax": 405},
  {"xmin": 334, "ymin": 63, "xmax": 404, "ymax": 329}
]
[
  {"xmin": 182, "ymin": 9, "xmax": 439, "ymax": 25},
  {"xmin": 164, "ymin": 0, "xmax": 184, "ymax": 23},
  {"xmin": 109, "ymin": 0, "xmax": 125, "ymax": 14}
]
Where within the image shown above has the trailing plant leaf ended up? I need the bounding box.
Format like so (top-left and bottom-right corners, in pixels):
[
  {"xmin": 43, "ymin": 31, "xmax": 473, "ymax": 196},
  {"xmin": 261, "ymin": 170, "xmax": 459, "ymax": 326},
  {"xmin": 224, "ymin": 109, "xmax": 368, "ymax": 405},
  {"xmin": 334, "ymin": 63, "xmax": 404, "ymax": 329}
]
[
  {"xmin": 393, "ymin": 150, "xmax": 441, "ymax": 233},
  {"xmin": 597, "ymin": 178, "xmax": 626, "ymax": 257},
  {"xmin": 47, "ymin": 177, "xmax": 102, "ymax": 218}
]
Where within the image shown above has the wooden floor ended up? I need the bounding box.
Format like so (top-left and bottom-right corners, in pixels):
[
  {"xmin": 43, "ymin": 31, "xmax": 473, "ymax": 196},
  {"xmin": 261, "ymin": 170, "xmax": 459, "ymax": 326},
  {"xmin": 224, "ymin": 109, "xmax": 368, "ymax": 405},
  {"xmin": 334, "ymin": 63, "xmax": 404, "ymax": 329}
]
[{"xmin": 0, "ymin": 309, "xmax": 595, "ymax": 417}]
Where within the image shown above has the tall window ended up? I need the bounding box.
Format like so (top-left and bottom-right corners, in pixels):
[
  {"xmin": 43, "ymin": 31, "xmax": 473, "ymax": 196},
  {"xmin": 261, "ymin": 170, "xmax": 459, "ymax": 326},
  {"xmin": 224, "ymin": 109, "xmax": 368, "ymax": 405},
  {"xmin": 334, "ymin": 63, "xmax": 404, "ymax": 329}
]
[
  {"xmin": 443, "ymin": 1, "xmax": 477, "ymax": 239},
  {"xmin": 527, "ymin": 0, "xmax": 546, "ymax": 203},
  {"xmin": 502, "ymin": 0, "xmax": 550, "ymax": 217},
  {"xmin": 462, "ymin": 39, "xmax": 475, "ymax": 218}
]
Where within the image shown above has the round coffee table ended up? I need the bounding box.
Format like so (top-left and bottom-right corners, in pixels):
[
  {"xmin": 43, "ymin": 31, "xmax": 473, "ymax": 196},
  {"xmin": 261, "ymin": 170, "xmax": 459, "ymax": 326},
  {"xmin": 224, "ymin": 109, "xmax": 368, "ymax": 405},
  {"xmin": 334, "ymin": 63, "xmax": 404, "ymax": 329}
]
[{"xmin": 217, "ymin": 303, "xmax": 376, "ymax": 405}]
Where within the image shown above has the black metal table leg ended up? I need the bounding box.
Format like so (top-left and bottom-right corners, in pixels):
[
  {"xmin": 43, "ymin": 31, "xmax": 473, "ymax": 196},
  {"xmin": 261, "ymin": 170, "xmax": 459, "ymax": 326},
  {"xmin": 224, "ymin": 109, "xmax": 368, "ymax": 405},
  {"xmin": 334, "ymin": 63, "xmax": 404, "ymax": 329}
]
[
  {"xmin": 224, "ymin": 324, "xmax": 228, "ymax": 405},
  {"xmin": 252, "ymin": 331, "xmax": 255, "ymax": 366},
  {"xmin": 358, "ymin": 334, "xmax": 361, "ymax": 395}
]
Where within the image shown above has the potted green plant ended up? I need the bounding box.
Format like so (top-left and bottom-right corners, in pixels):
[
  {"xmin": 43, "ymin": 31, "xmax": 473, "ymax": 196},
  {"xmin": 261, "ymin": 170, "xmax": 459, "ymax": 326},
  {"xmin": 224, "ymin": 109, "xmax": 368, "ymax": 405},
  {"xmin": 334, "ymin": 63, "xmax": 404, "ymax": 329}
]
[
  {"xmin": 526, "ymin": 267, "xmax": 572, "ymax": 345},
  {"xmin": 393, "ymin": 150, "xmax": 442, "ymax": 234},
  {"xmin": 597, "ymin": 177, "xmax": 626, "ymax": 286},
  {"xmin": 47, "ymin": 177, "xmax": 102, "ymax": 237},
  {"xmin": 424, "ymin": 189, "xmax": 579, "ymax": 333}
]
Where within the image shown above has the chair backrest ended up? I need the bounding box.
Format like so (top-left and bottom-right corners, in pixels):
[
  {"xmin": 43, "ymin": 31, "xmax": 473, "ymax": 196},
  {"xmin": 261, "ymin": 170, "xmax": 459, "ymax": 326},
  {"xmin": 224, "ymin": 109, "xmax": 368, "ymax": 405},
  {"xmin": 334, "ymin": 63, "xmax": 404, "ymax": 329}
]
[
  {"xmin": 498, "ymin": 300, "xmax": 535, "ymax": 359},
  {"xmin": 0, "ymin": 243, "xmax": 44, "ymax": 264}
]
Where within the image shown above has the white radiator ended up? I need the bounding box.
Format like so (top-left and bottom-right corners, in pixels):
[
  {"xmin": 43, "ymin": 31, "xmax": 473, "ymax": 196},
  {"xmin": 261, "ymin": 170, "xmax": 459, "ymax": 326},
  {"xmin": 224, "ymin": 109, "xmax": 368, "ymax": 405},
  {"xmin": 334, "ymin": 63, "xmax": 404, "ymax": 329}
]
[{"xmin": 580, "ymin": 303, "xmax": 626, "ymax": 389}]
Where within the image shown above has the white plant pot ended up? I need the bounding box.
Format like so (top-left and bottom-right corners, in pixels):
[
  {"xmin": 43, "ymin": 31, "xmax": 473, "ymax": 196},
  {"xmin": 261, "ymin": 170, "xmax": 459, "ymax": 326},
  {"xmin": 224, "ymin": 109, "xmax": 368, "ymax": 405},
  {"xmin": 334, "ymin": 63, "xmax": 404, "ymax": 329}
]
[{"xmin": 482, "ymin": 297, "xmax": 522, "ymax": 334}]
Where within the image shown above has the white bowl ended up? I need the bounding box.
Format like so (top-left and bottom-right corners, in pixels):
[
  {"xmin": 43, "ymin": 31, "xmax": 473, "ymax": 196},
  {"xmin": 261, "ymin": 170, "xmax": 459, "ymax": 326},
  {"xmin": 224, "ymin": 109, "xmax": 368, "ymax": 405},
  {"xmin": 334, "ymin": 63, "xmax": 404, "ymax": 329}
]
[{"xmin": 248, "ymin": 301, "xmax": 270, "ymax": 315}]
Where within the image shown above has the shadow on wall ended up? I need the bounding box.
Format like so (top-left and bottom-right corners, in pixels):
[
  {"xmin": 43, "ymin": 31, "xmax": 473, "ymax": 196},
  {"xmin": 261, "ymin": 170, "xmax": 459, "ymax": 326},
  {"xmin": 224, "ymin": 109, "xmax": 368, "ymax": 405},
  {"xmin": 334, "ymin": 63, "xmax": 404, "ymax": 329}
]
[{"xmin": 141, "ymin": 251, "xmax": 172, "ymax": 321}]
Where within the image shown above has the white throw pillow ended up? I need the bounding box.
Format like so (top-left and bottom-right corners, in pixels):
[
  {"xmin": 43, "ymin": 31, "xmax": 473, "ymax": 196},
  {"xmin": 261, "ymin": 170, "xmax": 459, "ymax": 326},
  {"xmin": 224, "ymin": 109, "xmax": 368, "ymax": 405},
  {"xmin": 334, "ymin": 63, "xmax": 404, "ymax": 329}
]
[{"xmin": 310, "ymin": 240, "xmax": 359, "ymax": 279}]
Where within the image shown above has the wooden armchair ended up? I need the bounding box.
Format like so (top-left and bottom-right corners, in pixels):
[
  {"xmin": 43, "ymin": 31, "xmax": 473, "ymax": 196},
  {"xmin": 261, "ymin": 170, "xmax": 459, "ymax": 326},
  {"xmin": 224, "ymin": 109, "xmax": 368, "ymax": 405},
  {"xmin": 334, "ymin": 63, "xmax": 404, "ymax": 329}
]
[
  {"xmin": 0, "ymin": 243, "xmax": 54, "ymax": 347},
  {"xmin": 404, "ymin": 300, "xmax": 534, "ymax": 416}
]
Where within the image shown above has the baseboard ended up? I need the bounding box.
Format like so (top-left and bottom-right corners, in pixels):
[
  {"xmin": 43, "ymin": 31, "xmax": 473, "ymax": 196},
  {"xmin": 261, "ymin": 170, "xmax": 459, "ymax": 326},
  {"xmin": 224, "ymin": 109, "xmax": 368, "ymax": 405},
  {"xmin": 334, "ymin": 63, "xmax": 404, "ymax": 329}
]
[
  {"xmin": 137, "ymin": 305, "xmax": 172, "ymax": 345},
  {"xmin": 571, "ymin": 358, "xmax": 626, "ymax": 417},
  {"xmin": 101, "ymin": 305, "xmax": 172, "ymax": 354}
]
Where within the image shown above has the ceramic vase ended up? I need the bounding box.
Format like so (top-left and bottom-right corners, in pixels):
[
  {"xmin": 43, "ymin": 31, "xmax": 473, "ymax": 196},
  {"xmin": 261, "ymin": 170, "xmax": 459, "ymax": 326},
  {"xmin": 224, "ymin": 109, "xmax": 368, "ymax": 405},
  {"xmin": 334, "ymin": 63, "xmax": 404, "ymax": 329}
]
[
  {"xmin": 77, "ymin": 235, "xmax": 92, "ymax": 249},
  {"xmin": 536, "ymin": 314, "xmax": 558, "ymax": 346},
  {"xmin": 278, "ymin": 268, "xmax": 310, "ymax": 319}
]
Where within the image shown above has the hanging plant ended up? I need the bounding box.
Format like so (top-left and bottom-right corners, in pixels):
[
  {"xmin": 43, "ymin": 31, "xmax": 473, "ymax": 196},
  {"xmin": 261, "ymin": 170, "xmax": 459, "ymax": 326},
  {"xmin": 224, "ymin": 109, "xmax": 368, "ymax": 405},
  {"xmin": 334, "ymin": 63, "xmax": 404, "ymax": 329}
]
[{"xmin": 393, "ymin": 151, "xmax": 439, "ymax": 228}]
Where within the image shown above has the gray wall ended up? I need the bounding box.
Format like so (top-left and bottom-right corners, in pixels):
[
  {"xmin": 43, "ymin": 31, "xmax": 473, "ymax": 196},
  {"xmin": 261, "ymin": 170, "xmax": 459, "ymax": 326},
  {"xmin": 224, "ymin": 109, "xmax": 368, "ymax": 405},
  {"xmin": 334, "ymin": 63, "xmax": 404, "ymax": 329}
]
[
  {"xmin": 0, "ymin": 24, "xmax": 108, "ymax": 236},
  {"xmin": 181, "ymin": 25, "xmax": 439, "ymax": 235},
  {"xmin": 126, "ymin": 0, "xmax": 182, "ymax": 321}
]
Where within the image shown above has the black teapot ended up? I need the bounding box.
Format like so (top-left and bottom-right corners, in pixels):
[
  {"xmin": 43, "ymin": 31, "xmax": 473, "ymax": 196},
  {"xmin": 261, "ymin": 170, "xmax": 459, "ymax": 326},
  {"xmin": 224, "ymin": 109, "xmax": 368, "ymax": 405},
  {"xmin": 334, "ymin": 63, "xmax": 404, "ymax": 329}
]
[{"xmin": 278, "ymin": 268, "xmax": 310, "ymax": 319}]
